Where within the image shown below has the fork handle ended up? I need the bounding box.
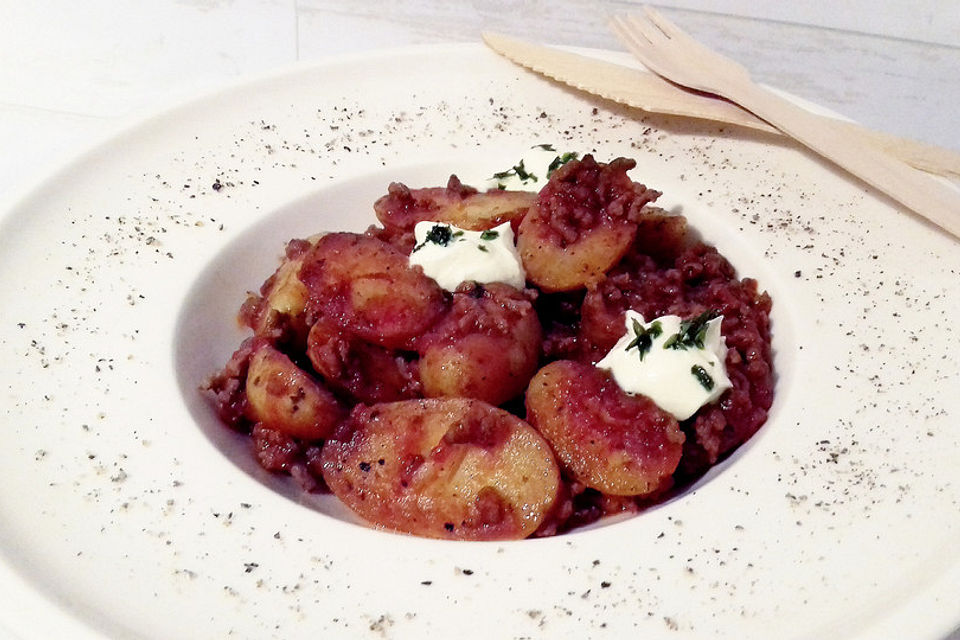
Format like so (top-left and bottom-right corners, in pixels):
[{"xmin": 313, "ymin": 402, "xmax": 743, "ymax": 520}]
[{"xmin": 724, "ymin": 80, "xmax": 960, "ymax": 241}]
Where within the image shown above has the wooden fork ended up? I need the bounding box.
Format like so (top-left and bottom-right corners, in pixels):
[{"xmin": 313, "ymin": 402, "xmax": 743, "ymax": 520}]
[{"xmin": 611, "ymin": 8, "xmax": 960, "ymax": 241}]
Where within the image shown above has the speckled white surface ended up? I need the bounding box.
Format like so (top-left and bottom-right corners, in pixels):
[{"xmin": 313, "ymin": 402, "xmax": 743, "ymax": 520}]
[{"xmin": 1, "ymin": 43, "xmax": 958, "ymax": 640}]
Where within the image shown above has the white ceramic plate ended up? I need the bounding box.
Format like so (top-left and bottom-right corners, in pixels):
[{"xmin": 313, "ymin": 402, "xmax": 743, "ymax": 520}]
[{"xmin": 1, "ymin": 44, "xmax": 958, "ymax": 640}]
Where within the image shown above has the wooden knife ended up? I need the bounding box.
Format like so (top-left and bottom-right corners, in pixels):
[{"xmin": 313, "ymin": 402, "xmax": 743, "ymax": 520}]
[{"xmin": 482, "ymin": 32, "xmax": 960, "ymax": 180}]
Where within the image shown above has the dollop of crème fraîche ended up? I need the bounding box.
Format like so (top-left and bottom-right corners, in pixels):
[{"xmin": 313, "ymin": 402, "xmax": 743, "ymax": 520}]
[
  {"xmin": 596, "ymin": 310, "xmax": 732, "ymax": 420},
  {"xmin": 408, "ymin": 220, "xmax": 525, "ymax": 291}
]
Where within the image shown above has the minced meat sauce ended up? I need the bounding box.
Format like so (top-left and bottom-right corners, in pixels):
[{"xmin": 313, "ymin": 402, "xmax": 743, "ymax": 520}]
[{"xmin": 204, "ymin": 155, "xmax": 774, "ymax": 539}]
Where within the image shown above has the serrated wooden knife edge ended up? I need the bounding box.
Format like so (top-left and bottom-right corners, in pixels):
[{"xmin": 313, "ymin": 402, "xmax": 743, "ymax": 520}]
[
  {"xmin": 482, "ymin": 31, "xmax": 774, "ymax": 134},
  {"xmin": 481, "ymin": 32, "xmax": 960, "ymax": 179}
]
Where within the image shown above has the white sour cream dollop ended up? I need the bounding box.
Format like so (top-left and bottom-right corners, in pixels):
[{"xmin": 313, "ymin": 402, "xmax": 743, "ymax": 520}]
[
  {"xmin": 596, "ymin": 310, "xmax": 732, "ymax": 420},
  {"xmin": 408, "ymin": 220, "xmax": 525, "ymax": 291}
]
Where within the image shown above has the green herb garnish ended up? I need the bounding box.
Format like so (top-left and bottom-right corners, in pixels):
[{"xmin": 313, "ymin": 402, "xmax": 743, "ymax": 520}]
[
  {"xmin": 477, "ymin": 245, "xmax": 489, "ymax": 252},
  {"xmin": 691, "ymin": 365, "xmax": 715, "ymax": 391},
  {"xmin": 625, "ymin": 318, "xmax": 662, "ymax": 361},
  {"xmin": 547, "ymin": 151, "xmax": 579, "ymax": 176},
  {"xmin": 490, "ymin": 159, "xmax": 538, "ymax": 188},
  {"xmin": 425, "ymin": 224, "xmax": 453, "ymax": 245},
  {"xmin": 480, "ymin": 229, "xmax": 499, "ymax": 241},
  {"xmin": 664, "ymin": 309, "xmax": 720, "ymax": 351},
  {"xmin": 533, "ymin": 144, "xmax": 556, "ymax": 152},
  {"xmin": 513, "ymin": 160, "xmax": 536, "ymax": 182},
  {"xmin": 413, "ymin": 224, "xmax": 456, "ymax": 252}
]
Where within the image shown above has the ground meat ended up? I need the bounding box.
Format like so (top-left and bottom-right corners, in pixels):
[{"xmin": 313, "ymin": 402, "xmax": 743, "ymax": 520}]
[
  {"xmin": 536, "ymin": 155, "xmax": 660, "ymax": 246},
  {"xmin": 203, "ymin": 337, "xmax": 260, "ymax": 429},
  {"xmin": 306, "ymin": 318, "xmax": 422, "ymax": 404},
  {"xmin": 252, "ymin": 423, "xmax": 327, "ymax": 492},
  {"xmin": 364, "ymin": 223, "xmax": 416, "ymax": 254},
  {"xmin": 373, "ymin": 175, "xmax": 479, "ymax": 230},
  {"xmin": 252, "ymin": 421, "xmax": 302, "ymax": 471},
  {"xmin": 534, "ymin": 289, "xmax": 585, "ymax": 361},
  {"xmin": 579, "ymin": 239, "xmax": 774, "ymax": 476},
  {"xmin": 535, "ymin": 480, "xmax": 645, "ymax": 536},
  {"xmin": 203, "ymin": 156, "xmax": 775, "ymax": 538}
]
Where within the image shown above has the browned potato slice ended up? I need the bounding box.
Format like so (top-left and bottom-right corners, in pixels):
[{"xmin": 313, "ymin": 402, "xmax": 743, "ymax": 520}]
[
  {"xmin": 298, "ymin": 232, "xmax": 447, "ymax": 349},
  {"xmin": 518, "ymin": 217, "xmax": 635, "ymax": 292},
  {"xmin": 419, "ymin": 335, "xmax": 529, "ymax": 404},
  {"xmin": 525, "ymin": 360, "xmax": 684, "ymax": 496},
  {"xmin": 265, "ymin": 255, "xmax": 308, "ymax": 314},
  {"xmin": 516, "ymin": 155, "xmax": 660, "ymax": 292},
  {"xmin": 418, "ymin": 283, "xmax": 541, "ymax": 406},
  {"xmin": 306, "ymin": 319, "xmax": 421, "ymax": 404},
  {"xmin": 374, "ymin": 175, "xmax": 535, "ymax": 231},
  {"xmin": 245, "ymin": 343, "xmax": 345, "ymax": 440},
  {"xmin": 441, "ymin": 190, "xmax": 535, "ymax": 230},
  {"xmin": 321, "ymin": 398, "xmax": 561, "ymax": 540},
  {"xmin": 631, "ymin": 209, "xmax": 689, "ymax": 264},
  {"xmin": 239, "ymin": 238, "xmax": 316, "ymax": 346}
]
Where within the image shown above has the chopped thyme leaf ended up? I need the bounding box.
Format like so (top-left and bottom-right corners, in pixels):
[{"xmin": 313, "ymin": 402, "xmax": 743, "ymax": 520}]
[
  {"xmin": 625, "ymin": 318, "xmax": 662, "ymax": 361},
  {"xmin": 490, "ymin": 159, "xmax": 538, "ymax": 185},
  {"xmin": 513, "ymin": 160, "xmax": 536, "ymax": 183},
  {"xmin": 480, "ymin": 229, "xmax": 499, "ymax": 241},
  {"xmin": 547, "ymin": 151, "xmax": 579, "ymax": 176},
  {"xmin": 664, "ymin": 309, "xmax": 719, "ymax": 350},
  {"xmin": 426, "ymin": 224, "xmax": 453, "ymax": 245},
  {"xmin": 413, "ymin": 224, "xmax": 455, "ymax": 252},
  {"xmin": 691, "ymin": 365, "xmax": 714, "ymax": 391},
  {"xmin": 533, "ymin": 143, "xmax": 556, "ymax": 152},
  {"xmin": 477, "ymin": 245, "xmax": 489, "ymax": 252}
]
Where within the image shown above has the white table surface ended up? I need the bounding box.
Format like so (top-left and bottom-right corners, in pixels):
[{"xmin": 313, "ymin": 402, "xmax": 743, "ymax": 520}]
[{"xmin": 1, "ymin": 1, "xmax": 958, "ymax": 638}]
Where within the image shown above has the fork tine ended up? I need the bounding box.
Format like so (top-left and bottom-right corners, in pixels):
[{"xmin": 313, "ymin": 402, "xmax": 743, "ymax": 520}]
[
  {"xmin": 621, "ymin": 13, "xmax": 660, "ymax": 46},
  {"xmin": 613, "ymin": 14, "xmax": 678, "ymax": 82},
  {"xmin": 613, "ymin": 8, "xmax": 751, "ymax": 88},
  {"xmin": 610, "ymin": 15, "xmax": 638, "ymax": 46},
  {"xmin": 609, "ymin": 17, "xmax": 637, "ymax": 54},
  {"xmin": 610, "ymin": 16, "xmax": 657, "ymax": 70},
  {"xmin": 614, "ymin": 5, "xmax": 960, "ymax": 240},
  {"xmin": 641, "ymin": 6, "xmax": 685, "ymax": 41}
]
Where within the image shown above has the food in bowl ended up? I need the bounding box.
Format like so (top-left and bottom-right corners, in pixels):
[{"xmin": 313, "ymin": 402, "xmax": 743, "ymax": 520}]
[{"xmin": 203, "ymin": 153, "xmax": 774, "ymax": 540}]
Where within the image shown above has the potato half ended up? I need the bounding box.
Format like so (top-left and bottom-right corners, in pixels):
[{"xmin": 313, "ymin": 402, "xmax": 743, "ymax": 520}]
[
  {"xmin": 526, "ymin": 360, "xmax": 684, "ymax": 496},
  {"xmin": 321, "ymin": 398, "xmax": 561, "ymax": 540},
  {"xmin": 245, "ymin": 343, "xmax": 345, "ymax": 441}
]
